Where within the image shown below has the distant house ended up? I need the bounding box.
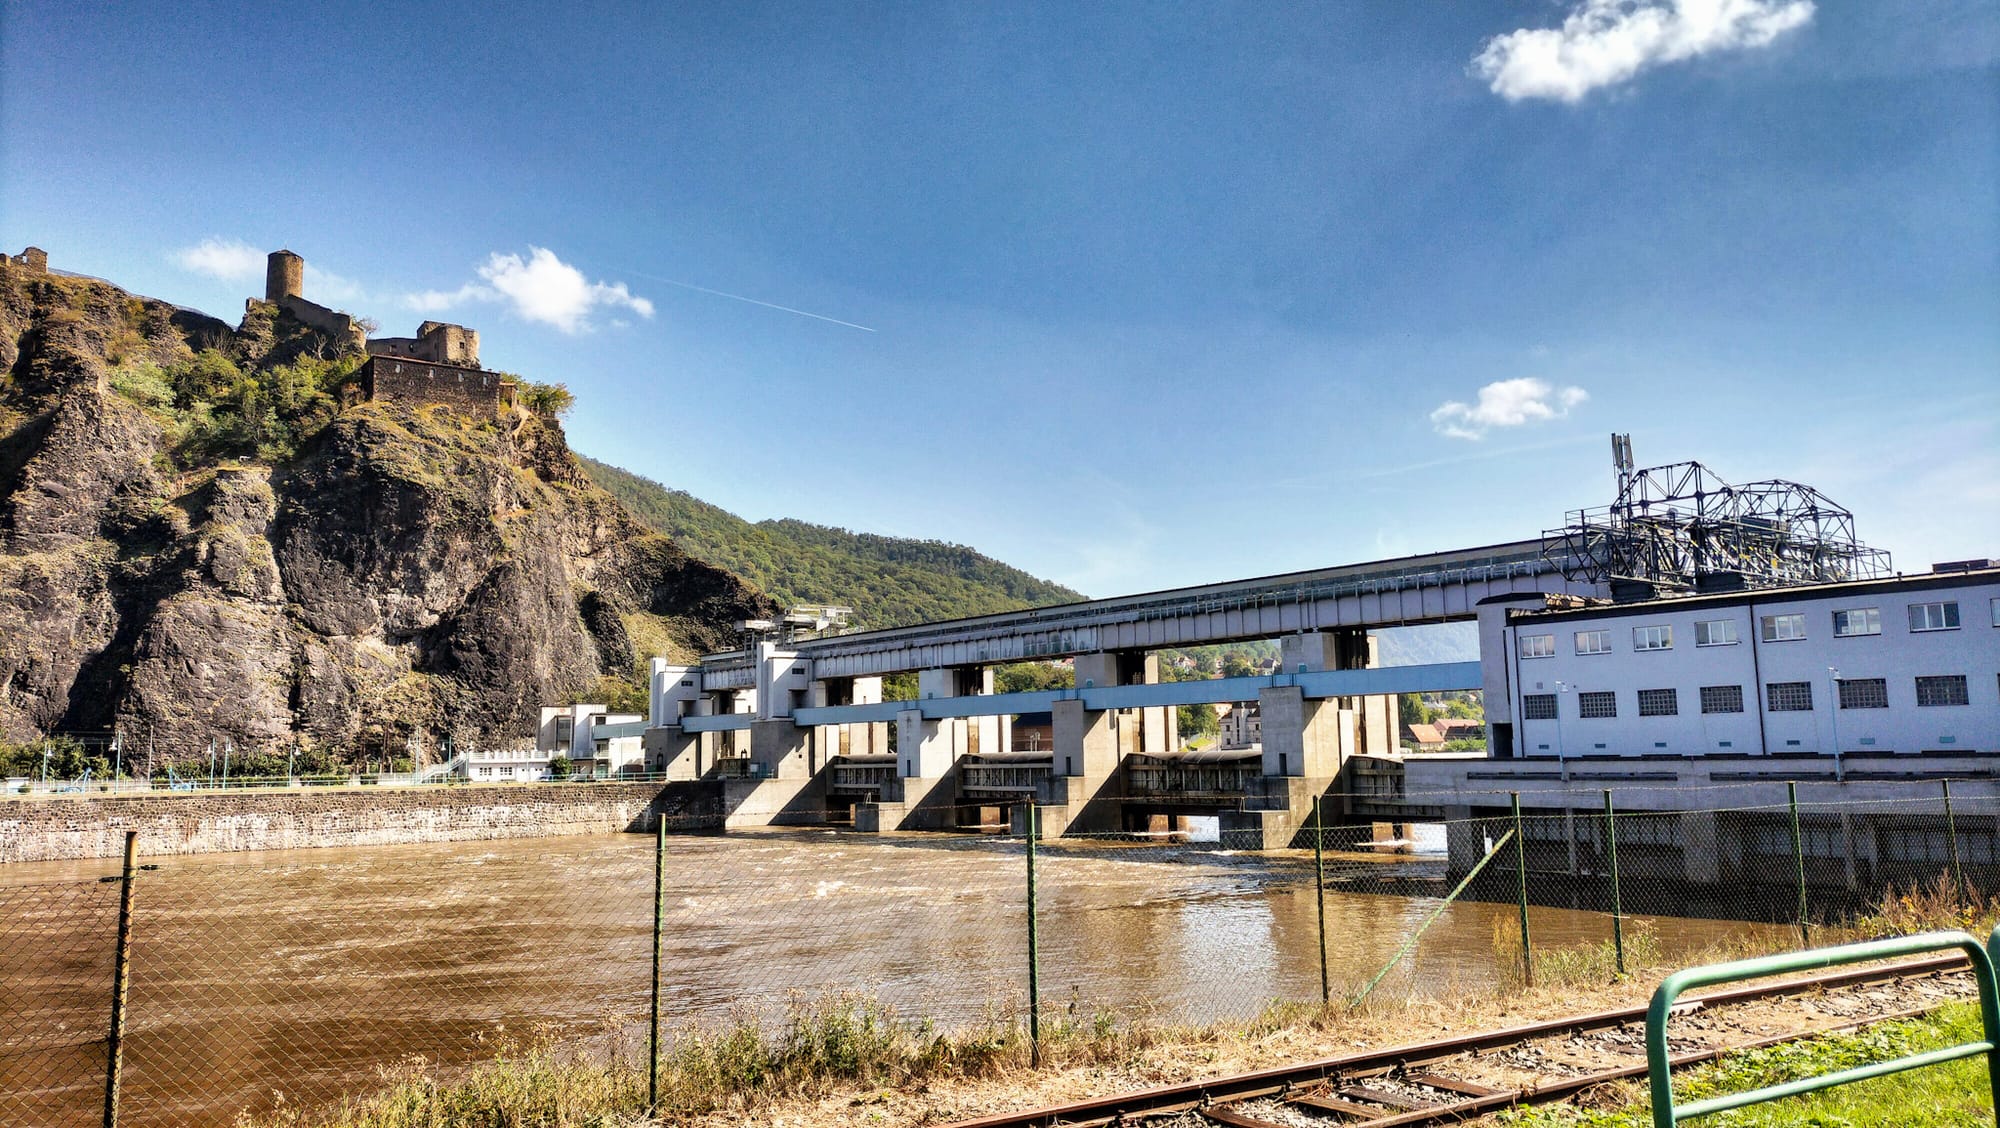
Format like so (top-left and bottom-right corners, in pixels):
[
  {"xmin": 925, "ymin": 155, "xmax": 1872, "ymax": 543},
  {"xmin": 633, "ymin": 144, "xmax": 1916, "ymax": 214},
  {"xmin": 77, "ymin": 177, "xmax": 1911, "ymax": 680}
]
[
  {"xmin": 1218, "ymin": 702, "xmax": 1261, "ymax": 750},
  {"xmin": 1432, "ymin": 717, "xmax": 1484, "ymax": 742},
  {"xmin": 1402, "ymin": 722, "xmax": 1447, "ymax": 752},
  {"xmin": 460, "ymin": 747, "xmax": 551, "ymax": 782}
]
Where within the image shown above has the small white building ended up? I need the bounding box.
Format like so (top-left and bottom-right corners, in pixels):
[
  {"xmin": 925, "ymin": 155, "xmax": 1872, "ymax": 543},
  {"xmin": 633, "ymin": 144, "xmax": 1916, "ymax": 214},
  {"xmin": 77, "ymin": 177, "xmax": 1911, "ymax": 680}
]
[
  {"xmin": 461, "ymin": 747, "xmax": 552, "ymax": 783},
  {"xmin": 1496, "ymin": 566, "xmax": 1999, "ymax": 760},
  {"xmin": 537, "ymin": 704, "xmax": 647, "ymax": 779},
  {"xmin": 1217, "ymin": 702, "xmax": 1261, "ymax": 750}
]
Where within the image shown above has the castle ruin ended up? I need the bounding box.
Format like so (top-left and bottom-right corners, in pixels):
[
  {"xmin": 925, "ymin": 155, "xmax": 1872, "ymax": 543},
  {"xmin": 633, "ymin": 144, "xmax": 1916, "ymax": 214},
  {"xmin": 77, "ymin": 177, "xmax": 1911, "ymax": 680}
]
[
  {"xmin": 9, "ymin": 246, "xmax": 49, "ymax": 272},
  {"xmin": 259, "ymin": 250, "xmax": 513, "ymax": 417}
]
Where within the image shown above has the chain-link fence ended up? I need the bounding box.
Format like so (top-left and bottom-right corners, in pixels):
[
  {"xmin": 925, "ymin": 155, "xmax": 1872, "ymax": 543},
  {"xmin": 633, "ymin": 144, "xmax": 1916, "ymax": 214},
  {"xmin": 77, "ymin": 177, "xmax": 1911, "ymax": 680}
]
[{"xmin": 2, "ymin": 780, "xmax": 1994, "ymax": 1126}]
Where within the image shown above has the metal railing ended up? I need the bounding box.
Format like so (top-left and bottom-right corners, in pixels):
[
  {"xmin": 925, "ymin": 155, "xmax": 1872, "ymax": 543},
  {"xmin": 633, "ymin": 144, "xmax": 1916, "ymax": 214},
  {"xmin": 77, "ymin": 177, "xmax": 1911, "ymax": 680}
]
[
  {"xmin": 1644, "ymin": 930, "xmax": 2000, "ymax": 1125},
  {"xmin": 1124, "ymin": 761, "xmax": 1262, "ymax": 798},
  {"xmin": 829, "ymin": 763, "xmax": 895, "ymax": 790},
  {"xmin": 959, "ymin": 764, "xmax": 1049, "ymax": 791},
  {"xmin": 9, "ymin": 783, "xmax": 2000, "ymax": 1126}
]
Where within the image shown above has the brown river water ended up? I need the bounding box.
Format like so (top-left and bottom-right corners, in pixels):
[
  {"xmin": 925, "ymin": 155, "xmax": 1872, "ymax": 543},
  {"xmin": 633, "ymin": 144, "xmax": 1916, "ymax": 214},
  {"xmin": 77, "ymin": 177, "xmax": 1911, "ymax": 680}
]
[{"xmin": 0, "ymin": 829, "xmax": 1776, "ymax": 1126}]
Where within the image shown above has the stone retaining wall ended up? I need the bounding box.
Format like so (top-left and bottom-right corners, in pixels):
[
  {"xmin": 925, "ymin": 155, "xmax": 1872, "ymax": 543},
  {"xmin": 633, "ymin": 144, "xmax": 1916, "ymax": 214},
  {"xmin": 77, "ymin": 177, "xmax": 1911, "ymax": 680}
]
[{"xmin": 0, "ymin": 782, "xmax": 725, "ymax": 864}]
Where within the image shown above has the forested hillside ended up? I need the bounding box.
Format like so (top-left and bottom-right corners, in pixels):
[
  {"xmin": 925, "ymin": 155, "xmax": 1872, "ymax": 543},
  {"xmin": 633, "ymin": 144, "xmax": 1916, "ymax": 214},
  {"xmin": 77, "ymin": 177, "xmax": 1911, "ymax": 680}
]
[{"xmin": 579, "ymin": 456, "xmax": 1083, "ymax": 628}]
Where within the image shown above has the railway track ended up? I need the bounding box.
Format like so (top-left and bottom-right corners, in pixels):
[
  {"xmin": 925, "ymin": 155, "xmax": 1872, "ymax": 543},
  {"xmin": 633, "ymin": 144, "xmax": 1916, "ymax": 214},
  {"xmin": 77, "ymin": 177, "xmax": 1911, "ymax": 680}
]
[{"xmin": 943, "ymin": 953, "xmax": 1975, "ymax": 1128}]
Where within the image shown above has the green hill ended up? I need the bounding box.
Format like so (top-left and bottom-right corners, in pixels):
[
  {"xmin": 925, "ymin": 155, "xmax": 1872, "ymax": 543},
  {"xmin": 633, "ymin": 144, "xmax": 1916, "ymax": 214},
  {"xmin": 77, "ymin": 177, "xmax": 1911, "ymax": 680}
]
[{"xmin": 578, "ymin": 456, "xmax": 1084, "ymax": 629}]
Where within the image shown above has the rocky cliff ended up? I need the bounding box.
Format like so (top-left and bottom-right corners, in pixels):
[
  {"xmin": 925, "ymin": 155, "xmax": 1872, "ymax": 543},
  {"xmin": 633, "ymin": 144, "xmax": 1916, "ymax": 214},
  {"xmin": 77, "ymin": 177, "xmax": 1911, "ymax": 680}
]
[{"xmin": 0, "ymin": 260, "xmax": 774, "ymax": 765}]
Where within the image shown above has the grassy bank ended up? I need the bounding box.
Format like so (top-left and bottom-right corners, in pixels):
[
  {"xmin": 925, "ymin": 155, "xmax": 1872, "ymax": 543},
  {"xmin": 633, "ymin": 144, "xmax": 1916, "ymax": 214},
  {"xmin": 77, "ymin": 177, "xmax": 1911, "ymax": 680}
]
[{"xmin": 1499, "ymin": 1002, "xmax": 1994, "ymax": 1127}]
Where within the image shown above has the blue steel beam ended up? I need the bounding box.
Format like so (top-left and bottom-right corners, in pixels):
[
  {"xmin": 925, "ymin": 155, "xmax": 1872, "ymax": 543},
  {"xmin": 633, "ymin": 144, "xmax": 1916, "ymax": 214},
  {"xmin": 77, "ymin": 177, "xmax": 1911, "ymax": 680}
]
[{"xmin": 784, "ymin": 661, "xmax": 1480, "ymax": 728}]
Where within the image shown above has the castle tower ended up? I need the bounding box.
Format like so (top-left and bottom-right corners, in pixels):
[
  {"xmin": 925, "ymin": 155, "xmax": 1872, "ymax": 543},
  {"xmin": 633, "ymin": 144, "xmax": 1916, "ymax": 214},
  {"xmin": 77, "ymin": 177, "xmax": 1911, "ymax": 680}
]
[{"xmin": 266, "ymin": 249, "xmax": 304, "ymax": 303}]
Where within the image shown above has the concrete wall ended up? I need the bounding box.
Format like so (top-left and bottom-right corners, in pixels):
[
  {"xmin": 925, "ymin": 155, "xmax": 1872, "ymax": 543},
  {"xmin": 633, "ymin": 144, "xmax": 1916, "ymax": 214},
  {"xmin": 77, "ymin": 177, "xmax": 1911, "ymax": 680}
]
[{"xmin": 0, "ymin": 782, "xmax": 684, "ymax": 864}]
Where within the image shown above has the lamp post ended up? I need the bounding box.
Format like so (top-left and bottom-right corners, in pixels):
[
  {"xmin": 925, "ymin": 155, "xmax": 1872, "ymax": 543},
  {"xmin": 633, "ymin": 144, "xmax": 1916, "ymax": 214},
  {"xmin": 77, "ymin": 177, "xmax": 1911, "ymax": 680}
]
[
  {"xmin": 1553, "ymin": 681, "xmax": 1568, "ymax": 781},
  {"xmin": 1828, "ymin": 667, "xmax": 1844, "ymax": 782}
]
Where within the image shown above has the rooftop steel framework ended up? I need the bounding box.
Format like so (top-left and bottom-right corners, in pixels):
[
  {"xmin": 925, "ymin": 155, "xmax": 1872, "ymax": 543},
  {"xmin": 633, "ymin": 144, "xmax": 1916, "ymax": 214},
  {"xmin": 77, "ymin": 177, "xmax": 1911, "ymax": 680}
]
[{"xmin": 1542, "ymin": 435, "xmax": 1893, "ymax": 594}]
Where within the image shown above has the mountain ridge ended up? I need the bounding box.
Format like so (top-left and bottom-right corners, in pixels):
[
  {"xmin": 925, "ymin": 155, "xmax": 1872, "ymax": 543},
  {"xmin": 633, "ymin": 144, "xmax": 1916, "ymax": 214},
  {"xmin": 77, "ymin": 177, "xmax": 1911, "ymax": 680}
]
[{"xmin": 578, "ymin": 455, "xmax": 1083, "ymax": 630}]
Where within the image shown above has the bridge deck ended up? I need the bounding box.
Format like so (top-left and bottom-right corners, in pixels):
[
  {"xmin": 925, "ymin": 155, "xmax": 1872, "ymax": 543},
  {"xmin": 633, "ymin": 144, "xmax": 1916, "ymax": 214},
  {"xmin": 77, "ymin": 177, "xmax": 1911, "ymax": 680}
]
[{"xmin": 701, "ymin": 538, "xmax": 1588, "ymax": 681}]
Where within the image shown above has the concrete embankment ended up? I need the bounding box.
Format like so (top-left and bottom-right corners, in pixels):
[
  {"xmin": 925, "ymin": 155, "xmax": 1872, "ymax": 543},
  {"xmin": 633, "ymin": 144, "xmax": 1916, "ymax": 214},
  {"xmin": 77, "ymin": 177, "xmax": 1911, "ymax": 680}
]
[{"xmin": 0, "ymin": 782, "xmax": 725, "ymax": 863}]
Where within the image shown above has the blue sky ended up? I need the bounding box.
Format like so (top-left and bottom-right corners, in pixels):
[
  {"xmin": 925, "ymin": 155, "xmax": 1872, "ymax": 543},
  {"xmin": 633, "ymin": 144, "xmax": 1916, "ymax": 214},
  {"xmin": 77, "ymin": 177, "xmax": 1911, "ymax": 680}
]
[{"xmin": 4, "ymin": 1, "xmax": 1995, "ymax": 597}]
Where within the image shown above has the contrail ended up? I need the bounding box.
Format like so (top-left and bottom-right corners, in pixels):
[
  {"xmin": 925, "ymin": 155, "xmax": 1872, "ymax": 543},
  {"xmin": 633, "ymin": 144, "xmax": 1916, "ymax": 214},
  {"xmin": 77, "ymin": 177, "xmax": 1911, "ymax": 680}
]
[{"xmin": 608, "ymin": 266, "xmax": 876, "ymax": 332}]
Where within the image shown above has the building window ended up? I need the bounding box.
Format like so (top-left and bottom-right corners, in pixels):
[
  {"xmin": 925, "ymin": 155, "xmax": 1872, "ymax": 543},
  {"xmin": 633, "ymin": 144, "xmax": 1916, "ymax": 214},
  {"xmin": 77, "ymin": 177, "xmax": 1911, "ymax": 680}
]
[
  {"xmin": 1831, "ymin": 608, "xmax": 1880, "ymax": 637},
  {"xmin": 1838, "ymin": 678, "xmax": 1889, "ymax": 709},
  {"xmin": 1761, "ymin": 614, "xmax": 1806, "ymax": 642},
  {"xmin": 1575, "ymin": 629, "xmax": 1612, "ymax": 656},
  {"xmin": 476, "ymin": 766, "xmax": 492, "ymax": 777},
  {"xmin": 1991, "ymin": 597, "xmax": 1999, "ymax": 627},
  {"xmin": 1637, "ymin": 688, "xmax": 1678, "ymax": 716},
  {"xmin": 1633, "ymin": 625, "xmax": 1673, "ymax": 651},
  {"xmin": 1915, "ymin": 675, "xmax": 1970, "ymax": 707},
  {"xmin": 1695, "ymin": 619, "xmax": 1738, "ymax": 647},
  {"xmin": 1767, "ymin": 681, "xmax": 1814, "ymax": 711},
  {"xmin": 499, "ymin": 765, "xmax": 514, "ymax": 777},
  {"xmin": 1520, "ymin": 634, "xmax": 1555, "ymax": 659},
  {"xmin": 1577, "ymin": 691, "xmax": 1617, "ymax": 718},
  {"xmin": 1700, "ymin": 685, "xmax": 1745, "ymax": 714},
  {"xmin": 1522, "ymin": 693, "xmax": 1558, "ymax": 720},
  {"xmin": 1908, "ymin": 602, "xmax": 1961, "ymax": 632}
]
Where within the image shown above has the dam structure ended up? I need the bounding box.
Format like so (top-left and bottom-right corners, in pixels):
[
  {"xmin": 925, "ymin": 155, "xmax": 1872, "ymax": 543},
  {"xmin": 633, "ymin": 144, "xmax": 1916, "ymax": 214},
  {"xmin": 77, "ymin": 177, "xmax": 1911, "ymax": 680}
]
[
  {"xmin": 618, "ymin": 436, "xmax": 1997, "ymax": 870},
  {"xmin": 637, "ymin": 537, "xmax": 1602, "ymax": 845}
]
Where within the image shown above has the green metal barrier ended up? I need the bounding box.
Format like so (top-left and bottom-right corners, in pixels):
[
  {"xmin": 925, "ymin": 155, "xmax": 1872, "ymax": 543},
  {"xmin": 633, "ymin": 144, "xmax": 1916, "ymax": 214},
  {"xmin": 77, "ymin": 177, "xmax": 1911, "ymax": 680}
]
[{"xmin": 1646, "ymin": 931, "xmax": 2000, "ymax": 1126}]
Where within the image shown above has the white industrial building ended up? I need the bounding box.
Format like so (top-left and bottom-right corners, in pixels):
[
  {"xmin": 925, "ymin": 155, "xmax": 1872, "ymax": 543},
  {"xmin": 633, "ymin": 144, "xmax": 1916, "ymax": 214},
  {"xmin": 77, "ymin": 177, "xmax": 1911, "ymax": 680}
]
[
  {"xmin": 536, "ymin": 704, "xmax": 647, "ymax": 778},
  {"xmin": 1493, "ymin": 568, "xmax": 1999, "ymax": 764}
]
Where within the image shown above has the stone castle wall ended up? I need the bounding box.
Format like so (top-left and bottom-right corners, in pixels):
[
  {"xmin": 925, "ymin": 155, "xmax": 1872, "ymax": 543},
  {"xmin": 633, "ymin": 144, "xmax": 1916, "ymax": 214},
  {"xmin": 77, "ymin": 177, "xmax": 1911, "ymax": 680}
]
[
  {"xmin": 0, "ymin": 781, "xmax": 725, "ymax": 864},
  {"xmin": 366, "ymin": 357, "xmax": 515, "ymax": 416}
]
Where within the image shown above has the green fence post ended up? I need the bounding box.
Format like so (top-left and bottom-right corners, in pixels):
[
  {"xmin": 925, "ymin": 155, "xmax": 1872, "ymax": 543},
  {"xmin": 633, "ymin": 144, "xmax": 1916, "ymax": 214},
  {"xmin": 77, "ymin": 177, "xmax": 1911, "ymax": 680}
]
[
  {"xmin": 1314, "ymin": 795, "xmax": 1329, "ymax": 1005},
  {"xmin": 101, "ymin": 831, "xmax": 138, "ymax": 1128},
  {"xmin": 1604, "ymin": 789, "xmax": 1625, "ymax": 976},
  {"xmin": 1789, "ymin": 781, "xmax": 1810, "ymax": 947},
  {"xmin": 648, "ymin": 814, "xmax": 665, "ymax": 1114},
  {"xmin": 1945, "ymin": 779, "xmax": 1968, "ymax": 905},
  {"xmin": 1026, "ymin": 803, "xmax": 1042, "ymax": 1068},
  {"xmin": 1649, "ymin": 931, "xmax": 2000, "ymax": 1127},
  {"xmin": 1512, "ymin": 792, "xmax": 1533, "ymax": 987}
]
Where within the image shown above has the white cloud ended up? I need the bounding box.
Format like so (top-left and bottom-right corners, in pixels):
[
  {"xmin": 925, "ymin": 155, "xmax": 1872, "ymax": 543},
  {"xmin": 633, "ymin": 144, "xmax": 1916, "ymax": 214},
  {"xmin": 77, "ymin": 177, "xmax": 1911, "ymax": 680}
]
[
  {"xmin": 405, "ymin": 282, "xmax": 489, "ymax": 313},
  {"xmin": 1430, "ymin": 378, "xmax": 1588, "ymax": 440},
  {"xmin": 173, "ymin": 237, "xmax": 265, "ymax": 282},
  {"xmin": 405, "ymin": 247, "xmax": 652, "ymax": 334},
  {"xmin": 1472, "ymin": 0, "xmax": 1814, "ymax": 103},
  {"xmin": 304, "ymin": 265, "xmax": 365, "ymax": 304},
  {"xmin": 175, "ymin": 239, "xmax": 369, "ymax": 305}
]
